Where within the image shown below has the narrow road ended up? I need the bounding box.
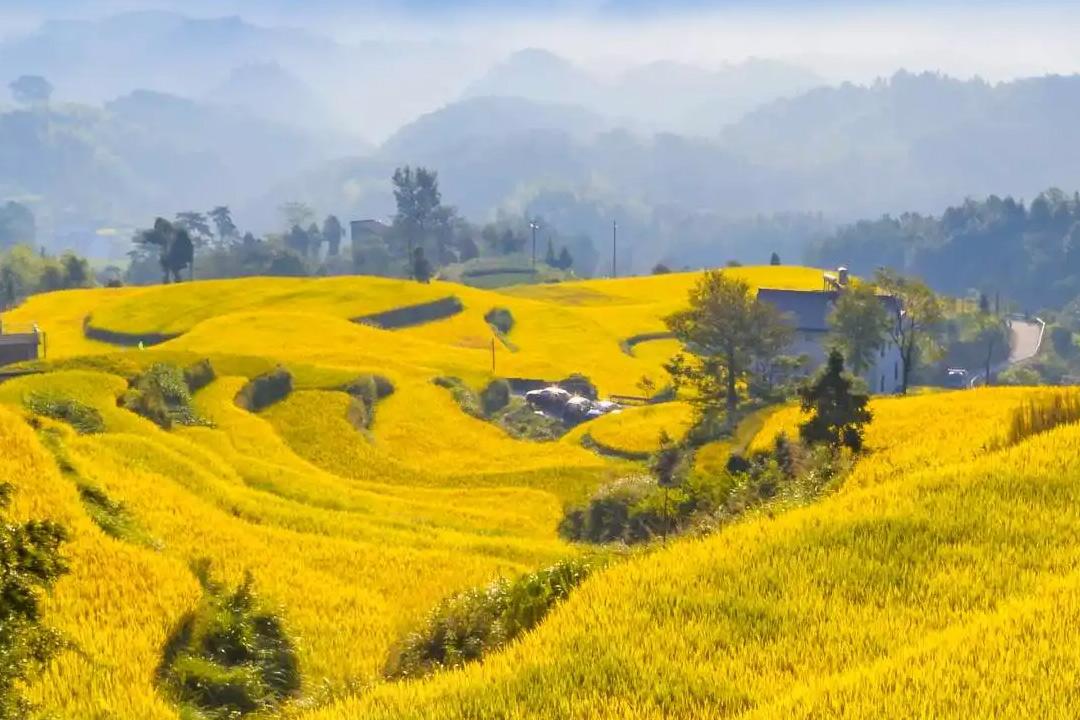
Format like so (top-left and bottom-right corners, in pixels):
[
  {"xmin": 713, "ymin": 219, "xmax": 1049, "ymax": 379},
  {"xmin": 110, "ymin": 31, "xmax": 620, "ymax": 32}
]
[
  {"xmin": 970, "ymin": 315, "xmax": 1044, "ymax": 386},
  {"xmin": 1007, "ymin": 317, "xmax": 1044, "ymax": 364}
]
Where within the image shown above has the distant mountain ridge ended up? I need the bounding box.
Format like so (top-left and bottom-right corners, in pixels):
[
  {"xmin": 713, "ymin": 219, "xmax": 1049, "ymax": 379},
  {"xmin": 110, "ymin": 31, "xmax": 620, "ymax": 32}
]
[{"xmin": 463, "ymin": 48, "xmax": 824, "ymax": 135}]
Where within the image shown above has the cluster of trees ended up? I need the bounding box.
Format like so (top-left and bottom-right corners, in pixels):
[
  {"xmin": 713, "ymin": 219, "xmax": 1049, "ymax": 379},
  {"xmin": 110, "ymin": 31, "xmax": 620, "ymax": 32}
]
[
  {"xmin": 661, "ymin": 269, "xmax": 973, "ymax": 423},
  {"xmin": 811, "ymin": 188, "xmax": 1080, "ymax": 312},
  {"xmin": 353, "ymin": 166, "xmax": 586, "ymax": 282},
  {"xmin": 0, "ymin": 245, "xmax": 92, "ymax": 307},
  {"xmin": 127, "ymin": 205, "xmax": 349, "ymax": 285}
]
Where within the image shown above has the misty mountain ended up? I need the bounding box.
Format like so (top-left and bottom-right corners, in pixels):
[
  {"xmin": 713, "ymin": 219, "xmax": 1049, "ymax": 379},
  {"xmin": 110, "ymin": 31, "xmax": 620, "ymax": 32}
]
[
  {"xmin": 722, "ymin": 71, "xmax": 1080, "ymax": 215},
  {"xmin": 463, "ymin": 49, "xmax": 605, "ymax": 110},
  {"xmin": 204, "ymin": 62, "xmax": 332, "ymax": 130},
  {"xmin": 463, "ymin": 49, "xmax": 823, "ymax": 135},
  {"xmin": 0, "ymin": 90, "xmax": 355, "ymax": 238},
  {"xmin": 0, "ymin": 11, "xmax": 331, "ymax": 105}
]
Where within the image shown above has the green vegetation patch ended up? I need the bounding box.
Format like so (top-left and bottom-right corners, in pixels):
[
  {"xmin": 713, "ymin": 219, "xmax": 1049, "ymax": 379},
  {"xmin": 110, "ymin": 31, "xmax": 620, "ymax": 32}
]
[
  {"xmin": 338, "ymin": 374, "xmax": 395, "ymax": 430},
  {"xmin": 77, "ymin": 484, "xmax": 161, "ymax": 549},
  {"xmin": 159, "ymin": 564, "xmax": 300, "ymax": 719},
  {"xmin": 434, "ymin": 376, "xmax": 564, "ymax": 441},
  {"xmin": 0, "ymin": 481, "xmax": 67, "ymax": 720},
  {"xmin": 562, "ymin": 431, "xmax": 847, "ymax": 545},
  {"xmin": 119, "ymin": 361, "xmax": 213, "ymax": 429},
  {"xmin": 24, "ymin": 392, "xmax": 105, "ymax": 434},
  {"xmin": 234, "ymin": 367, "xmax": 293, "ymax": 413},
  {"xmin": 385, "ymin": 557, "xmax": 599, "ymax": 681}
]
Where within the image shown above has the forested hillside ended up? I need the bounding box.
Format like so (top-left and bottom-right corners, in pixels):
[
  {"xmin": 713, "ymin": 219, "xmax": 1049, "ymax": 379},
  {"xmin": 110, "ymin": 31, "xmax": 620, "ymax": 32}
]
[{"xmin": 811, "ymin": 188, "xmax": 1080, "ymax": 311}]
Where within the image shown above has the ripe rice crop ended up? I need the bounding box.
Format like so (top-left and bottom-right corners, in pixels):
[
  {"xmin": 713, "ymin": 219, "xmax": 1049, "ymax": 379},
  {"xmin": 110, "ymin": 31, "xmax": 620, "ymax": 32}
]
[{"xmin": 6, "ymin": 270, "xmax": 1074, "ymax": 719}]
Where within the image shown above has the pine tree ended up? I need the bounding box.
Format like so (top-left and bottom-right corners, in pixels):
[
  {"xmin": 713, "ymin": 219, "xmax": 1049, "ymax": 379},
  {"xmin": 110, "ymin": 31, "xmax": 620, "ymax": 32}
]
[
  {"xmin": 798, "ymin": 349, "xmax": 872, "ymax": 451},
  {"xmin": 545, "ymin": 239, "xmax": 557, "ymax": 266}
]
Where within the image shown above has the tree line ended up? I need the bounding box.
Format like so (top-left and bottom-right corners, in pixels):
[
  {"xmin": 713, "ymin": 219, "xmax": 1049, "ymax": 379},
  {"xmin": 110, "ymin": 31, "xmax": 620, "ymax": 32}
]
[
  {"xmin": 127, "ymin": 166, "xmax": 588, "ymax": 286},
  {"xmin": 810, "ymin": 188, "xmax": 1080, "ymax": 312}
]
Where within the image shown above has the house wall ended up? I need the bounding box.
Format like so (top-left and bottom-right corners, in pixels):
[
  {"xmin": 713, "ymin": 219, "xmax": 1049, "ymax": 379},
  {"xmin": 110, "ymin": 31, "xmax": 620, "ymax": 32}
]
[
  {"xmin": 0, "ymin": 333, "xmax": 39, "ymax": 366},
  {"xmin": 783, "ymin": 332, "xmax": 904, "ymax": 395}
]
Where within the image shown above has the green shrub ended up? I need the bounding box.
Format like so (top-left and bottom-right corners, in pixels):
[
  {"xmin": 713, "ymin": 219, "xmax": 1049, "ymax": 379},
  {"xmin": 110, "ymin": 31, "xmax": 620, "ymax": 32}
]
[
  {"xmin": 559, "ymin": 476, "xmax": 670, "ymax": 543},
  {"xmin": 433, "ymin": 376, "xmax": 484, "ymax": 418},
  {"xmin": 183, "ymin": 358, "xmax": 216, "ymax": 394},
  {"xmin": 480, "ymin": 379, "xmax": 511, "ymax": 415},
  {"xmin": 120, "ymin": 363, "xmax": 209, "ymax": 429},
  {"xmin": 234, "ymin": 367, "xmax": 293, "ymax": 413},
  {"xmin": 74, "ymin": 483, "xmax": 160, "ymax": 549},
  {"xmin": 484, "ymin": 307, "xmax": 515, "ymax": 335},
  {"xmin": 559, "ymin": 373, "xmax": 597, "ymax": 400},
  {"xmin": 385, "ymin": 558, "xmax": 596, "ymax": 681},
  {"xmin": 0, "ymin": 483, "xmax": 67, "ymax": 720},
  {"xmin": 492, "ymin": 399, "xmax": 564, "ymax": 441},
  {"xmin": 159, "ymin": 569, "xmax": 299, "ymax": 719},
  {"xmin": 24, "ymin": 392, "xmax": 104, "ymax": 434}
]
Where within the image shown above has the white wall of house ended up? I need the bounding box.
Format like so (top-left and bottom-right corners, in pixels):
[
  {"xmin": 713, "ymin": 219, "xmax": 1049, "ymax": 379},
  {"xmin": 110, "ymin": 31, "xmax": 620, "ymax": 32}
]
[{"xmin": 783, "ymin": 332, "xmax": 904, "ymax": 395}]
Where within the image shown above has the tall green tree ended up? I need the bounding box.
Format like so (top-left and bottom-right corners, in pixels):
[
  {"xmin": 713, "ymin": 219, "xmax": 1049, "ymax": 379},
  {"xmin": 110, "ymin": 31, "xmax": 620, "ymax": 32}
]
[
  {"xmin": 392, "ymin": 166, "xmax": 445, "ymax": 263},
  {"xmin": 665, "ymin": 270, "xmax": 793, "ymax": 420},
  {"xmin": 136, "ymin": 218, "xmax": 194, "ymax": 283},
  {"xmin": 174, "ymin": 212, "xmax": 212, "ymax": 247},
  {"xmin": 966, "ymin": 311, "xmax": 1010, "ymax": 386},
  {"xmin": 208, "ymin": 206, "xmax": 237, "ymax": 247},
  {"xmin": 322, "ymin": 215, "xmax": 343, "ymax": 257},
  {"xmin": 545, "ymin": 238, "xmax": 557, "ymax": 266},
  {"xmin": 412, "ymin": 247, "xmax": 433, "ymax": 284},
  {"xmin": 874, "ymin": 269, "xmax": 944, "ymax": 393},
  {"xmin": 798, "ymin": 349, "xmax": 872, "ymax": 452},
  {"xmin": 557, "ymin": 246, "xmax": 574, "ymax": 271},
  {"xmin": 828, "ymin": 283, "xmax": 892, "ymax": 375},
  {"xmin": 0, "ymin": 482, "xmax": 68, "ymax": 719}
]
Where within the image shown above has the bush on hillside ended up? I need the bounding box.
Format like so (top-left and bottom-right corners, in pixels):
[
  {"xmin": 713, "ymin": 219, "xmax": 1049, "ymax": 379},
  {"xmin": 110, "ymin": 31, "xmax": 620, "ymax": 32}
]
[
  {"xmin": 234, "ymin": 367, "xmax": 293, "ymax": 413},
  {"xmin": 559, "ymin": 373, "xmax": 598, "ymax": 400},
  {"xmin": 183, "ymin": 358, "xmax": 216, "ymax": 394},
  {"xmin": 0, "ymin": 482, "xmax": 68, "ymax": 720},
  {"xmin": 120, "ymin": 363, "xmax": 210, "ymax": 429},
  {"xmin": 563, "ymin": 429, "xmax": 848, "ymax": 546},
  {"xmin": 558, "ymin": 476, "xmax": 671, "ymax": 544},
  {"xmin": 340, "ymin": 374, "xmax": 395, "ymax": 429},
  {"xmin": 480, "ymin": 379, "xmax": 511, "ymax": 415},
  {"xmin": 493, "ymin": 400, "xmax": 565, "ymax": 441},
  {"xmin": 159, "ymin": 566, "xmax": 299, "ymax": 719},
  {"xmin": 385, "ymin": 558, "xmax": 596, "ymax": 681},
  {"xmin": 433, "ymin": 376, "xmax": 484, "ymax": 419},
  {"xmin": 24, "ymin": 392, "xmax": 104, "ymax": 434},
  {"xmin": 484, "ymin": 307, "xmax": 515, "ymax": 335}
]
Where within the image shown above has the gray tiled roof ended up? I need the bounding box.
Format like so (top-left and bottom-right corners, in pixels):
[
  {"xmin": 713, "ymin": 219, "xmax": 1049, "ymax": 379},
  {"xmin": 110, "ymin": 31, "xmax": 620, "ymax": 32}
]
[
  {"xmin": 757, "ymin": 289, "xmax": 837, "ymax": 331},
  {"xmin": 757, "ymin": 288, "xmax": 900, "ymax": 332}
]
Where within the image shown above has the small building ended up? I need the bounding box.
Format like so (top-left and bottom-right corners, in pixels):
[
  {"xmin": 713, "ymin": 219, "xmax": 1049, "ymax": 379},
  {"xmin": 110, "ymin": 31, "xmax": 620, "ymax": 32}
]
[
  {"xmin": 757, "ymin": 274, "xmax": 903, "ymax": 394},
  {"xmin": 0, "ymin": 322, "xmax": 42, "ymax": 367},
  {"xmin": 349, "ymin": 219, "xmax": 391, "ymax": 246}
]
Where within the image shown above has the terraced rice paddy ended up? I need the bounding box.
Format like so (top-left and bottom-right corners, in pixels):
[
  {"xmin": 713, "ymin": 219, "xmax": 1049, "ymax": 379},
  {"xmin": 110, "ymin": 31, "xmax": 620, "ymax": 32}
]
[{"xmin": 5, "ymin": 266, "xmax": 1077, "ymax": 718}]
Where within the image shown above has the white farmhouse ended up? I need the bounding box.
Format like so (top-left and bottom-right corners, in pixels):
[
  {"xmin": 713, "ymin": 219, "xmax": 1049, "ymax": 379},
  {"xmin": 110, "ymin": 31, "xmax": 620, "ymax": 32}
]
[{"xmin": 757, "ymin": 269, "xmax": 904, "ymax": 395}]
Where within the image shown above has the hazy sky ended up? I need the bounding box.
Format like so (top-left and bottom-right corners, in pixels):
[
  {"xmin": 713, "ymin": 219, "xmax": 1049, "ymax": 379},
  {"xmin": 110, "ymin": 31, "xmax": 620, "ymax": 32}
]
[{"xmin": 4, "ymin": 1, "xmax": 1080, "ymax": 83}]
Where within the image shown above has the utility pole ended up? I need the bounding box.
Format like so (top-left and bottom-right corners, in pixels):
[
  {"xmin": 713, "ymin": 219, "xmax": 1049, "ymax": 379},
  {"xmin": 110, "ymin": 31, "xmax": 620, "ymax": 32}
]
[
  {"xmin": 612, "ymin": 219, "xmax": 617, "ymax": 278},
  {"xmin": 529, "ymin": 220, "xmax": 539, "ymax": 268}
]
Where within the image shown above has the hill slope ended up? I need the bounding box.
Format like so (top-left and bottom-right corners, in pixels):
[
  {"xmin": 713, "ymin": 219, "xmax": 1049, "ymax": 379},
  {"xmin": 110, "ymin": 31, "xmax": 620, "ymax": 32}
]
[{"xmin": 3, "ymin": 269, "xmax": 1077, "ymax": 718}]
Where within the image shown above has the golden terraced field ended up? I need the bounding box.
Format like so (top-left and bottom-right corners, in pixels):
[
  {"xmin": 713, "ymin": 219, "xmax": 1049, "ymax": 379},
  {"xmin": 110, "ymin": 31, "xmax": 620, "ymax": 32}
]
[{"xmin": 4, "ymin": 266, "xmax": 1078, "ymax": 718}]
